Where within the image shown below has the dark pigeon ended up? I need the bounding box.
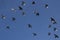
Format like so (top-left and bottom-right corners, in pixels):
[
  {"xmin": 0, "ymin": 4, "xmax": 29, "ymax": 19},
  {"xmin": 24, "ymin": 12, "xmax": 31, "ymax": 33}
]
[
  {"xmin": 32, "ymin": 33, "xmax": 37, "ymax": 36},
  {"xmin": 54, "ymin": 34, "xmax": 59, "ymax": 38},
  {"xmin": 50, "ymin": 17, "xmax": 57, "ymax": 24},
  {"xmin": 54, "ymin": 27, "xmax": 58, "ymax": 32},
  {"xmin": 33, "ymin": 10, "xmax": 39, "ymax": 16},
  {"xmin": 6, "ymin": 26, "xmax": 10, "ymax": 29},
  {"xmin": 48, "ymin": 32, "xmax": 51, "ymax": 36},
  {"xmin": 12, "ymin": 17, "xmax": 16, "ymax": 21},
  {"xmin": 32, "ymin": 1, "xmax": 35, "ymax": 4},
  {"xmin": 45, "ymin": 4, "xmax": 48, "ymax": 8},
  {"xmin": 36, "ymin": 12, "xmax": 39, "ymax": 16},
  {"xmin": 28, "ymin": 24, "xmax": 32, "ymax": 28}
]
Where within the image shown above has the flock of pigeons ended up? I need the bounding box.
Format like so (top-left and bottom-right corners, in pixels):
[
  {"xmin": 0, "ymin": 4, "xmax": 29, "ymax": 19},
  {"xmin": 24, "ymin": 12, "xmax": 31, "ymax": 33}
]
[
  {"xmin": 0, "ymin": 0, "xmax": 59, "ymax": 40},
  {"xmin": 48, "ymin": 17, "xmax": 59, "ymax": 39}
]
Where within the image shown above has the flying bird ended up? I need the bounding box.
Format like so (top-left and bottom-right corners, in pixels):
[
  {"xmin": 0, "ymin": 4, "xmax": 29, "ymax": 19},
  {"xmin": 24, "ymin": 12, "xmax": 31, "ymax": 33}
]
[
  {"xmin": 12, "ymin": 17, "xmax": 16, "ymax": 21},
  {"xmin": 36, "ymin": 12, "xmax": 39, "ymax": 16},
  {"xmin": 0, "ymin": 15, "xmax": 6, "ymax": 19},
  {"xmin": 48, "ymin": 25, "xmax": 51, "ymax": 28},
  {"xmin": 45, "ymin": 4, "xmax": 48, "ymax": 8},
  {"xmin": 18, "ymin": 6, "xmax": 23, "ymax": 10},
  {"xmin": 48, "ymin": 32, "xmax": 51, "ymax": 36},
  {"xmin": 54, "ymin": 34, "xmax": 59, "ymax": 38},
  {"xmin": 22, "ymin": 12, "xmax": 26, "ymax": 16},
  {"xmin": 28, "ymin": 24, "xmax": 32, "ymax": 28},
  {"xmin": 21, "ymin": 1, "xmax": 26, "ymax": 6},
  {"xmin": 32, "ymin": 33, "xmax": 37, "ymax": 36},
  {"xmin": 32, "ymin": 1, "xmax": 35, "ymax": 4},
  {"xmin": 54, "ymin": 27, "xmax": 58, "ymax": 32},
  {"xmin": 50, "ymin": 17, "xmax": 57, "ymax": 24},
  {"xmin": 6, "ymin": 26, "xmax": 10, "ymax": 29}
]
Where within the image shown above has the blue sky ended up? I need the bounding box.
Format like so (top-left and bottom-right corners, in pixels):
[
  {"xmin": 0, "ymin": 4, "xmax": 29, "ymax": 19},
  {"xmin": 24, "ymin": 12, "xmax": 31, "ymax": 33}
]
[{"xmin": 0, "ymin": 0, "xmax": 60, "ymax": 40}]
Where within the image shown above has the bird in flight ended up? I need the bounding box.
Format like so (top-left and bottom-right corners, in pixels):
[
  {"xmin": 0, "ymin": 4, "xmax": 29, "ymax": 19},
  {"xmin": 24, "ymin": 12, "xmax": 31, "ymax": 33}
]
[
  {"xmin": 6, "ymin": 25, "xmax": 10, "ymax": 29},
  {"xmin": 48, "ymin": 25, "xmax": 51, "ymax": 28},
  {"xmin": 54, "ymin": 34, "xmax": 59, "ymax": 38},
  {"xmin": 21, "ymin": 1, "xmax": 26, "ymax": 6},
  {"xmin": 53, "ymin": 27, "xmax": 58, "ymax": 32},
  {"xmin": 32, "ymin": 33, "xmax": 37, "ymax": 36},
  {"xmin": 28, "ymin": 24, "xmax": 32, "ymax": 28},
  {"xmin": 18, "ymin": 6, "xmax": 23, "ymax": 10},
  {"xmin": 36, "ymin": 12, "xmax": 40, "ymax": 16},
  {"xmin": 50, "ymin": 17, "xmax": 57, "ymax": 24},
  {"xmin": 45, "ymin": 4, "xmax": 48, "ymax": 8},
  {"xmin": 12, "ymin": 17, "xmax": 16, "ymax": 21},
  {"xmin": 48, "ymin": 32, "xmax": 51, "ymax": 36},
  {"xmin": 32, "ymin": 1, "xmax": 36, "ymax": 5}
]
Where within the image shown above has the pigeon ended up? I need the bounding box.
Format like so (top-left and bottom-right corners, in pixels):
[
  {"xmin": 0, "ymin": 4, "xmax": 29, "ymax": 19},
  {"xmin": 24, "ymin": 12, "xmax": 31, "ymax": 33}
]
[
  {"xmin": 48, "ymin": 25, "xmax": 51, "ymax": 28},
  {"xmin": 54, "ymin": 34, "xmax": 59, "ymax": 38},
  {"xmin": 12, "ymin": 17, "xmax": 16, "ymax": 21},
  {"xmin": 32, "ymin": 1, "xmax": 35, "ymax": 4},
  {"xmin": 18, "ymin": 6, "xmax": 23, "ymax": 10},
  {"xmin": 28, "ymin": 24, "xmax": 32, "ymax": 28},
  {"xmin": 1, "ymin": 15, "xmax": 6, "ymax": 19},
  {"xmin": 45, "ymin": 4, "xmax": 48, "ymax": 8},
  {"xmin": 32, "ymin": 33, "xmax": 37, "ymax": 36},
  {"xmin": 21, "ymin": 1, "xmax": 26, "ymax": 6},
  {"xmin": 36, "ymin": 12, "xmax": 39, "ymax": 16},
  {"xmin": 54, "ymin": 27, "xmax": 58, "ymax": 32},
  {"xmin": 50, "ymin": 17, "xmax": 57, "ymax": 24},
  {"xmin": 6, "ymin": 26, "xmax": 10, "ymax": 29},
  {"xmin": 22, "ymin": 12, "xmax": 25, "ymax": 16},
  {"xmin": 48, "ymin": 32, "xmax": 51, "ymax": 36}
]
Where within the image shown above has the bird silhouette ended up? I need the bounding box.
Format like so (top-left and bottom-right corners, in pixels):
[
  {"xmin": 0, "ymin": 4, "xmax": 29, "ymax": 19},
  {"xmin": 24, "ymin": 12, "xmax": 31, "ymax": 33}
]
[
  {"xmin": 54, "ymin": 27, "xmax": 58, "ymax": 32},
  {"xmin": 21, "ymin": 1, "xmax": 26, "ymax": 6},
  {"xmin": 50, "ymin": 17, "xmax": 57, "ymax": 24},
  {"xmin": 12, "ymin": 17, "xmax": 16, "ymax": 21},
  {"xmin": 48, "ymin": 32, "xmax": 51, "ymax": 36},
  {"xmin": 54, "ymin": 34, "xmax": 59, "ymax": 38},
  {"xmin": 45, "ymin": 4, "xmax": 48, "ymax": 8},
  {"xmin": 28, "ymin": 24, "xmax": 32, "ymax": 28},
  {"xmin": 32, "ymin": 1, "xmax": 35, "ymax": 4},
  {"xmin": 36, "ymin": 12, "xmax": 39, "ymax": 16},
  {"xmin": 6, "ymin": 26, "xmax": 10, "ymax": 29},
  {"xmin": 32, "ymin": 33, "xmax": 37, "ymax": 36},
  {"xmin": 48, "ymin": 25, "xmax": 51, "ymax": 28},
  {"xmin": 18, "ymin": 6, "xmax": 23, "ymax": 10}
]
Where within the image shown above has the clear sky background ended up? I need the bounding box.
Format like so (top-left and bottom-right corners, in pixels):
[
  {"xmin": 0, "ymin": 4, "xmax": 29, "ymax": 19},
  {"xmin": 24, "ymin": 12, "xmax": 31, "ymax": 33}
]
[{"xmin": 0, "ymin": 0, "xmax": 60, "ymax": 40}]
